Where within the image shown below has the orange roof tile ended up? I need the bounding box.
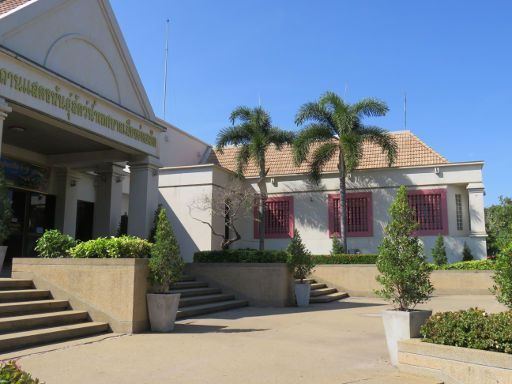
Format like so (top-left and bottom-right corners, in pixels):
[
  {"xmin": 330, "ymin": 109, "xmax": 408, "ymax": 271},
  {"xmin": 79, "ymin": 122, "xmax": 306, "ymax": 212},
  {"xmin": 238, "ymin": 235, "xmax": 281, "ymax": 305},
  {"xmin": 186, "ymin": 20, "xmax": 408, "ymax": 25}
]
[
  {"xmin": 0, "ymin": 0, "xmax": 31, "ymax": 15},
  {"xmin": 208, "ymin": 131, "xmax": 448, "ymax": 177}
]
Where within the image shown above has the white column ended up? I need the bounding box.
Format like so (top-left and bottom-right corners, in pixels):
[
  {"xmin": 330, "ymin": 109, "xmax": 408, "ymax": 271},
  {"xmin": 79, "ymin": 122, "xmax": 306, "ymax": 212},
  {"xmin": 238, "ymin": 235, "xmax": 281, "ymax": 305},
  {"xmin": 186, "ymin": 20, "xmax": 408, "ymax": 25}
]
[
  {"xmin": 54, "ymin": 169, "xmax": 80, "ymax": 237},
  {"xmin": 0, "ymin": 98, "xmax": 12, "ymax": 158},
  {"xmin": 127, "ymin": 156, "xmax": 160, "ymax": 239},
  {"xmin": 467, "ymin": 183, "xmax": 487, "ymax": 237},
  {"xmin": 93, "ymin": 164, "xmax": 126, "ymax": 237}
]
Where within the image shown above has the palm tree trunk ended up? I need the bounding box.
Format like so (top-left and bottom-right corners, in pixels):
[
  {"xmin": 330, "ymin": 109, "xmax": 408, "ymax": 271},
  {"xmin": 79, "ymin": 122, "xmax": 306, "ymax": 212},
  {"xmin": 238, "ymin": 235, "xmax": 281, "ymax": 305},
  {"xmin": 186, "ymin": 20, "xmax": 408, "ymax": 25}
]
[
  {"xmin": 258, "ymin": 162, "xmax": 267, "ymax": 251},
  {"xmin": 338, "ymin": 150, "xmax": 348, "ymax": 252}
]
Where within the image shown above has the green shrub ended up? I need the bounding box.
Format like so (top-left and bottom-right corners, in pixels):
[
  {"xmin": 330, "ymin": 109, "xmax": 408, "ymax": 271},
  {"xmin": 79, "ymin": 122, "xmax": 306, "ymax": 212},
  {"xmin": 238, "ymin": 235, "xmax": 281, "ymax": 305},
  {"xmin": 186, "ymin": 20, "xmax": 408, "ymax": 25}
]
[
  {"xmin": 148, "ymin": 208, "xmax": 184, "ymax": 293},
  {"xmin": 431, "ymin": 235, "xmax": 447, "ymax": 266},
  {"xmin": 492, "ymin": 244, "xmax": 512, "ymax": 309},
  {"xmin": 149, "ymin": 204, "xmax": 163, "ymax": 243},
  {"xmin": 194, "ymin": 249, "xmax": 288, "ymax": 263},
  {"xmin": 313, "ymin": 254, "xmax": 378, "ymax": 264},
  {"xmin": 330, "ymin": 234, "xmax": 344, "ymax": 255},
  {"xmin": 35, "ymin": 229, "xmax": 76, "ymax": 258},
  {"xmin": 287, "ymin": 229, "xmax": 315, "ymax": 282},
  {"xmin": 69, "ymin": 236, "xmax": 151, "ymax": 258},
  {"xmin": 462, "ymin": 242, "xmax": 474, "ymax": 261},
  {"xmin": 420, "ymin": 308, "xmax": 512, "ymax": 354},
  {"xmin": 375, "ymin": 186, "xmax": 433, "ymax": 311},
  {"xmin": 430, "ymin": 260, "xmax": 495, "ymax": 270},
  {"xmin": 0, "ymin": 167, "xmax": 12, "ymax": 245},
  {"xmin": 0, "ymin": 361, "xmax": 41, "ymax": 383}
]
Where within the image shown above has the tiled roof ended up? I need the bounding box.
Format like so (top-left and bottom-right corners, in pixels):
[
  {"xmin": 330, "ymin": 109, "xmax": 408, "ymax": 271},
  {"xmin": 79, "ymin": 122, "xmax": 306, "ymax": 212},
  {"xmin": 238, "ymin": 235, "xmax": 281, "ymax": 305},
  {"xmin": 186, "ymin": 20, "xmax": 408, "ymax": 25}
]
[
  {"xmin": 0, "ymin": 0, "xmax": 31, "ymax": 15},
  {"xmin": 209, "ymin": 131, "xmax": 448, "ymax": 177}
]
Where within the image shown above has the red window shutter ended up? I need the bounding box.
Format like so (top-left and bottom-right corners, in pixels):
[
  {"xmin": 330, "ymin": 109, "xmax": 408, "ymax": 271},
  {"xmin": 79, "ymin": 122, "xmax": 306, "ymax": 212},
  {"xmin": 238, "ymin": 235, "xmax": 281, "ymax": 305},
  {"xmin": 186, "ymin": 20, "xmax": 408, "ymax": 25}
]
[
  {"xmin": 254, "ymin": 196, "xmax": 294, "ymax": 239},
  {"xmin": 328, "ymin": 192, "xmax": 373, "ymax": 238},
  {"xmin": 407, "ymin": 189, "xmax": 448, "ymax": 236}
]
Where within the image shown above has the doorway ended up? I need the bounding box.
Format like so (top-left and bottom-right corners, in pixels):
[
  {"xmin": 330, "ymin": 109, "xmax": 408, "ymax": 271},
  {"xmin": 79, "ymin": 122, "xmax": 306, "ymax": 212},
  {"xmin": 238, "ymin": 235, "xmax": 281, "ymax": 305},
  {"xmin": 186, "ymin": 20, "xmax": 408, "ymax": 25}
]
[{"xmin": 75, "ymin": 201, "xmax": 94, "ymax": 241}]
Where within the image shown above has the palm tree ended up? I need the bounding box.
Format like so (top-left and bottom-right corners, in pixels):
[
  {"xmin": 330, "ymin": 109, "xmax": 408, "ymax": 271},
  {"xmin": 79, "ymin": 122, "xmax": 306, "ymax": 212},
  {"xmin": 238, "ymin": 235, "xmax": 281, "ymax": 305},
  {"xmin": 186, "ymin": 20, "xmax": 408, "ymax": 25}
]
[
  {"xmin": 216, "ymin": 106, "xmax": 295, "ymax": 250},
  {"xmin": 293, "ymin": 92, "xmax": 397, "ymax": 251}
]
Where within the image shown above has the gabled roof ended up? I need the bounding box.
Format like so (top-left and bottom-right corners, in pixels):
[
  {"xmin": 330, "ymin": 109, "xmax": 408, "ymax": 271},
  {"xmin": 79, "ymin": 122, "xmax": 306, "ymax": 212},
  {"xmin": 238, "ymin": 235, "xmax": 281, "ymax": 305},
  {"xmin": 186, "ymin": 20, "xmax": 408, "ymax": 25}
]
[
  {"xmin": 0, "ymin": 0, "xmax": 31, "ymax": 15},
  {"xmin": 208, "ymin": 131, "xmax": 448, "ymax": 178}
]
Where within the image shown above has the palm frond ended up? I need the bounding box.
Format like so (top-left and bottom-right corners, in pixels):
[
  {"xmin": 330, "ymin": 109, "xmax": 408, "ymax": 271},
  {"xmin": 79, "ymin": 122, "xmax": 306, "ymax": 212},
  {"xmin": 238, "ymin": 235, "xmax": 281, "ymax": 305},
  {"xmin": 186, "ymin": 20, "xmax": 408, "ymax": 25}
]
[
  {"xmin": 294, "ymin": 102, "xmax": 336, "ymax": 129},
  {"xmin": 229, "ymin": 106, "xmax": 253, "ymax": 125},
  {"xmin": 340, "ymin": 133, "xmax": 363, "ymax": 172},
  {"xmin": 215, "ymin": 125, "xmax": 251, "ymax": 153},
  {"xmin": 318, "ymin": 91, "xmax": 347, "ymax": 115},
  {"xmin": 267, "ymin": 127, "xmax": 295, "ymax": 150},
  {"xmin": 309, "ymin": 142, "xmax": 338, "ymax": 183},
  {"xmin": 292, "ymin": 124, "xmax": 335, "ymax": 166},
  {"xmin": 360, "ymin": 125, "xmax": 398, "ymax": 166},
  {"xmin": 350, "ymin": 98, "xmax": 389, "ymax": 118},
  {"xmin": 234, "ymin": 144, "xmax": 251, "ymax": 177}
]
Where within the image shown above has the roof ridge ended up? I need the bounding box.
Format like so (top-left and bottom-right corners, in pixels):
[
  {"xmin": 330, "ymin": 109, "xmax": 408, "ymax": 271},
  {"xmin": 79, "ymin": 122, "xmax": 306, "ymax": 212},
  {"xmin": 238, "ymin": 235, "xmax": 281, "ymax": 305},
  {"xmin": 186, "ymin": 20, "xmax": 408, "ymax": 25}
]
[{"xmin": 406, "ymin": 131, "xmax": 448, "ymax": 163}]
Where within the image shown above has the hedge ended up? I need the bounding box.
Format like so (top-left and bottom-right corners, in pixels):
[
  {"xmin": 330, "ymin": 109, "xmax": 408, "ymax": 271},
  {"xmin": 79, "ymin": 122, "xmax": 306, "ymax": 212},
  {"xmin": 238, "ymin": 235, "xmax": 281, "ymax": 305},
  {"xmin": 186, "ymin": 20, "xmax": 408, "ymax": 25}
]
[
  {"xmin": 0, "ymin": 361, "xmax": 41, "ymax": 383},
  {"xmin": 421, "ymin": 308, "xmax": 512, "ymax": 354},
  {"xmin": 69, "ymin": 236, "xmax": 152, "ymax": 259},
  {"xmin": 313, "ymin": 254, "xmax": 378, "ymax": 264},
  {"xmin": 429, "ymin": 260, "xmax": 496, "ymax": 270},
  {"xmin": 194, "ymin": 249, "xmax": 288, "ymax": 263}
]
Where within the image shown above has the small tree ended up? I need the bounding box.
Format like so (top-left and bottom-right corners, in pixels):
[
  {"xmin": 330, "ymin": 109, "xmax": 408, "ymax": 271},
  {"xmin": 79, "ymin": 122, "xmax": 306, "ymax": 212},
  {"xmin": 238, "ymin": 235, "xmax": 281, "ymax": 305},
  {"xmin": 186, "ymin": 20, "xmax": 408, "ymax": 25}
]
[
  {"xmin": 462, "ymin": 242, "xmax": 474, "ymax": 261},
  {"xmin": 0, "ymin": 167, "xmax": 12, "ymax": 246},
  {"xmin": 148, "ymin": 208, "xmax": 184, "ymax": 293},
  {"xmin": 376, "ymin": 186, "xmax": 433, "ymax": 311},
  {"xmin": 191, "ymin": 181, "xmax": 254, "ymax": 249},
  {"xmin": 149, "ymin": 204, "xmax": 163, "ymax": 243},
  {"xmin": 330, "ymin": 233, "xmax": 345, "ymax": 255},
  {"xmin": 492, "ymin": 243, "xmax": 512, "ymax": 309},
  {"xmin": 431, "ymin": 235, "xmax": 447, "ymax": 265},
  {"xmin": 287, "ymin": 229, "xmax": 315, "ymax": 283}
]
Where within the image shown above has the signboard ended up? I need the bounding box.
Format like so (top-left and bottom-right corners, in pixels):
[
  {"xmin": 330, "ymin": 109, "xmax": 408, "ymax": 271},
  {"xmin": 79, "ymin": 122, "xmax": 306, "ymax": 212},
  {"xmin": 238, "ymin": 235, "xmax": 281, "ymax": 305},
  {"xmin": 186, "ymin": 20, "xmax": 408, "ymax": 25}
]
[{"xmin": 0, "ymin": 156, "xmax": 50, "ymax": 193}]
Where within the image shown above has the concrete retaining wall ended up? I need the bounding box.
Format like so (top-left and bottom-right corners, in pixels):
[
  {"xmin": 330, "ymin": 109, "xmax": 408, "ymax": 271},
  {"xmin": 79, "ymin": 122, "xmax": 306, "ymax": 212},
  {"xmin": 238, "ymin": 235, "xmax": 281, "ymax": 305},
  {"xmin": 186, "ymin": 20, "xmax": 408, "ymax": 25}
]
[
  {"xmin": 312, "ymin": 265, "xmax": 494, "ymax": 297},
  {"xmin": 398, "ymin": 339, "xmax": 512, "ymax": 384},
  {"xmin": 12, "ymin": 258, "xmax": 149, "ymax": 333},
  {"xmin": 186, "ymin": 263, "xmax": 294, "ymax": 306}
]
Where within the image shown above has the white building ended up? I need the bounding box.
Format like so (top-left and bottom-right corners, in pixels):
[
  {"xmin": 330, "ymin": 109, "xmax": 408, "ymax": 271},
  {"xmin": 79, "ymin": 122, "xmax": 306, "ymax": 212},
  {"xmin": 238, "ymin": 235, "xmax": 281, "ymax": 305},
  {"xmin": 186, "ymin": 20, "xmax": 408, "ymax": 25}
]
[{"xmin": 0, "ymin": 0, "xmax": 487, "ymax": 267}]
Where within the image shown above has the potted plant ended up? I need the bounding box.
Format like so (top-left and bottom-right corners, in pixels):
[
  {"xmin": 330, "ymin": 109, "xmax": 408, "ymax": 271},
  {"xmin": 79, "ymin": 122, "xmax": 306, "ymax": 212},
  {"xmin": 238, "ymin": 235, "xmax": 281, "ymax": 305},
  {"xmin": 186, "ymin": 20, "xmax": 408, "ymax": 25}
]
[
  {"xmin": 0, "ymin": 166, "xmax": 12, "ymax": 272},
  {"xmin": 147, "ymin": 208, "xmax": 184, "ymax": 332},
  {"xmin": 375, "ymin": 186, "xmax": 433, "ymax": 365},
  {"xmin": 287, "ymin": 229, "xmax": 315, "ymax": 306}
]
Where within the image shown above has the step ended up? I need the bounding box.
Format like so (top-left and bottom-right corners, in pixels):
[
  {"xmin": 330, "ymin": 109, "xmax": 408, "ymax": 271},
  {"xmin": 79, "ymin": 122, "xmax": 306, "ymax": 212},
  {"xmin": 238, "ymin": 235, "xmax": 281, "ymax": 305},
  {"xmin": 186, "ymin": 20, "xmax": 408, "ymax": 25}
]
[
  {"xmin": 309, "ymin": 287, "xmax": 337, "ymax": 297},
  {"xmin": 0, "ymin": 322, "xmax": 109, "ymax": 352},
  {"xmin": 310, "ymin": 283, "xmax": 327, "ymax": 290},
  {"xmin": 170, "ymin": 287, "xmax": 221, "ymax": 298},
  {"xmin": 310, "ymin": 292, "xmax": 349, "ymax": 303},
  {"xmin": 179, "ymin": 275, "xmax": 196, "ymax": 282},
  {"xmin": 179, "ymin": 293, "xmax": 236, "ymax": 308},
  {"xmin": 0, "ymin": 289, "xmax": 51, "ymax": 303},
  {"xmin": 0, "ymin": 300, "xmax": 69, "ymax": 317},
  {"xmin": 177, "ymin": 299, "xmax": 248, "ymax": 319},
  {"xmin": 171, "ymin": 281, "xmax": 208, "ymax": 290},
  {"xmin": 0, "ymin": 279, "xmax": 33, "ymax": 291},
  {"xmin": 0, "ymin": 310, "xmax": 89, "ymax": 333},
  {"xmin": 295, "ymin": 279, "xmax": 315, "ymax": 284}
]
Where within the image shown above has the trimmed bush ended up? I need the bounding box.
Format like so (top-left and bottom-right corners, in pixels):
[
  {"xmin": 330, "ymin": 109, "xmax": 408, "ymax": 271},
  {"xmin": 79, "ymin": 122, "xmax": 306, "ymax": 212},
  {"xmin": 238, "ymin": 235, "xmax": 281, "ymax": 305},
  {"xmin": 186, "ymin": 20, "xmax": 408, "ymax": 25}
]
[
  {"xmin": 330, "ymin": 234, "xmax": 344, "ymax": 255},
  {"xmin": 420, "ymin": 308, "xmax": 512, "ymax": 354},
  {"xmin": 492, "ymin": 244, "xmax": 512, "ymax": 309},
  {"xmin": 194, "ymin": 249, "xmax": 288, "ymax": 263},
  {"xmin": 462, "ymin": 242, "xmax": 474, "ymax": 261},
  {"xmin": 0, "ymin": 361, "xmax": 41, "ymax": 383},
  {"xmin": 430, "ymin": 260, "xmax": 495, "ymax": 270},
  {"xmin": 69, "ymin": 236, "xmax": 151, "ymax": 258},
  {"xmin": 313, "ymin": 254, "xmax": 378, "ymax": 264},
  {"xmin": 287, "ymin": 229, "xmax": 315, "ymax": 282},
  {"xmin": 431, "ymin": 235, "xmax": 447, "ymax": 266},
  {"xmin": 35, "ymin": 229, "xmax": 76, "ymax": 258}
]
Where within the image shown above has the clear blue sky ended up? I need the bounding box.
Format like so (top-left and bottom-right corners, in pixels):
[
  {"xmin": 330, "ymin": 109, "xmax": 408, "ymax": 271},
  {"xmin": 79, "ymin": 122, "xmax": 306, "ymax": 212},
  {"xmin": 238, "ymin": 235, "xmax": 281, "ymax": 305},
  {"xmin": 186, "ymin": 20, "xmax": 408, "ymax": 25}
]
[{"xmin": 110, "ymin": 0, "xmax": 511, "ymax": 206}]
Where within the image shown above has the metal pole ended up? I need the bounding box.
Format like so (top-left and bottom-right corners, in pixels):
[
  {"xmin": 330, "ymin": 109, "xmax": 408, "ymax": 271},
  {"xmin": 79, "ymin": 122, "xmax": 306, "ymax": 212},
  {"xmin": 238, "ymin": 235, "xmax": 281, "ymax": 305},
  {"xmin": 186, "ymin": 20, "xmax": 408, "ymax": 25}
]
[{"xmin": 163, "ymin": 19, "xmax": 170, "ymax": 119}]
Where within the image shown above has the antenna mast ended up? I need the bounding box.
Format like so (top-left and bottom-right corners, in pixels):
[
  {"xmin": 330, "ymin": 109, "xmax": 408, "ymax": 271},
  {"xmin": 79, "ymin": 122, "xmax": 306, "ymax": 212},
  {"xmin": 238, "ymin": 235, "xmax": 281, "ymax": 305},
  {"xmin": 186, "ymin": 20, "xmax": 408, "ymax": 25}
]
[{"xmin": 163, "ymin": 19, "xmax": 170, "ymax": 119}]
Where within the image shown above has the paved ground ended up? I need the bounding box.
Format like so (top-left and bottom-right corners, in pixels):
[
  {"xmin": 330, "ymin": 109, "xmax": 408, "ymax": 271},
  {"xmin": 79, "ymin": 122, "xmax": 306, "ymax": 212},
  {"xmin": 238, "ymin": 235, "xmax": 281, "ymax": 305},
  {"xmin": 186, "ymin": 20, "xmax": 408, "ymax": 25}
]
[{"xmin": 2, "ymin": 295, "xmax": 506, "ymax": 384}]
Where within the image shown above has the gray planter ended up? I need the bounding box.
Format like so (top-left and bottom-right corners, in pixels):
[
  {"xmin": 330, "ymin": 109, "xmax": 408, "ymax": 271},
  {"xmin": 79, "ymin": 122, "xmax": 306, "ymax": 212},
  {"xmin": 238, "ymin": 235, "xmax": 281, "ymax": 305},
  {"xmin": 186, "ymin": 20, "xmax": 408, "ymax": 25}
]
[
  {"xmin": 0, "ymin": 246, "xmax": 7, "ymax": 274},
  {"xmin": 382, "ymin": 309, "xmax": 432, "ymax": 366},
  {"xmin": 294, "ymin": 282, "xmax": 311, "ymax": 307},
  {"xmin": 147, "ymin": 293, "xmax": 181, "ymax": 332}
]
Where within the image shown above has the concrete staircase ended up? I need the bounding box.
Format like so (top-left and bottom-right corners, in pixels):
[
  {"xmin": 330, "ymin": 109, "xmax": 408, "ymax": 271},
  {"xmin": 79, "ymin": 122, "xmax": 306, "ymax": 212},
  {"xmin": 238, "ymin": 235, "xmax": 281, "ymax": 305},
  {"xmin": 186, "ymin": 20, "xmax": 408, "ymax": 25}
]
[
  {"xmin": 303, "ymin": 279, "xmax": 349, "ymax": 303},
  {"xmin": 172, "ymin": 275, "xmax": 248, "ymax": 319},
  {"xmin": 0, "ymin": 278, "xmax": 109, "ymax": 353}
]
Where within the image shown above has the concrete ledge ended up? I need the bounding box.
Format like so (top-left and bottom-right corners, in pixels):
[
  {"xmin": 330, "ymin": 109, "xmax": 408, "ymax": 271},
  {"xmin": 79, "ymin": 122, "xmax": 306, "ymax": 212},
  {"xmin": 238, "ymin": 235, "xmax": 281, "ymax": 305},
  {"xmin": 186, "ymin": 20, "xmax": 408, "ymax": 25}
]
[
  {"xmin": 312, "ymin": 265, "xmax": 493, "ymax": 297},
  {"xmin": 186, "ymin": 263, "xmax": 293, "ymax": 306},
  {"xmin": 12, "ymin": 258, "xmax": 149, "ymax": 334},
  {"xmin": 398, "ymin": 339, "xmax": 512, "ymax": 384}
]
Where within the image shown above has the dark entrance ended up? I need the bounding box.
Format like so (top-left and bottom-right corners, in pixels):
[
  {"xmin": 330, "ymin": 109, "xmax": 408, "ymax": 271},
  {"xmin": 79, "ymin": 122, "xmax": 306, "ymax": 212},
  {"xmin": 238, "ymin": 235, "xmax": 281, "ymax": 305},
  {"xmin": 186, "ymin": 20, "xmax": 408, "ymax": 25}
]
[
  {"xmin": 5, "ymin": 189, "xmax": 56, "ymax": 260},
  {"xmin": 75, "ymin": 200, "xmax": 94, "ymax": 241}
]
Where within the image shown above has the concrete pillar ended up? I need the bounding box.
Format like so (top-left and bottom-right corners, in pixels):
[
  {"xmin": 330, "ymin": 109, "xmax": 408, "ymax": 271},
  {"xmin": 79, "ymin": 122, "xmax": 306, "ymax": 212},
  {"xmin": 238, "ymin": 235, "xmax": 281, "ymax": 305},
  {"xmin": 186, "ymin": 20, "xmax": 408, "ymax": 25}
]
[
  {"xmin": 127, "ymin": 156, "xmax": 160, "ymax": 239},
  {"xmin": 54, "ymin": 169, "xmax": 80, "ymax": 237},
  {"xmin": 0, "ymin": 98, "xmax": 12, "ymax": 158},
  {"xmin": 93, "ymin": 163, "xmax": 126, "ymax": 237},
  {"xmin": 467, "ymin": 183, "xmax": 487, "ymax": 237}
]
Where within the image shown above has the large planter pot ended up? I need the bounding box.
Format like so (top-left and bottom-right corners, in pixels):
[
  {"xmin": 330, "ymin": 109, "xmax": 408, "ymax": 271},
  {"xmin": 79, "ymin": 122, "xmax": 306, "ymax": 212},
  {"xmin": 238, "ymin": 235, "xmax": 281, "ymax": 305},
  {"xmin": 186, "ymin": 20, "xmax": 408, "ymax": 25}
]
[
  {"xmin": 294, "ymin": 282, "xmax": 311, "ymax": 307},
  {"xmin": 382, "ymin": 309, "xmax": 432, "ymax": 366},
  {"xmin": 147, "ymin": 293, "xmax": 181, "ymax": 332},
  {"xmin": 0, "ymin": 246, "xmax": 7, "ymax": 273}
]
